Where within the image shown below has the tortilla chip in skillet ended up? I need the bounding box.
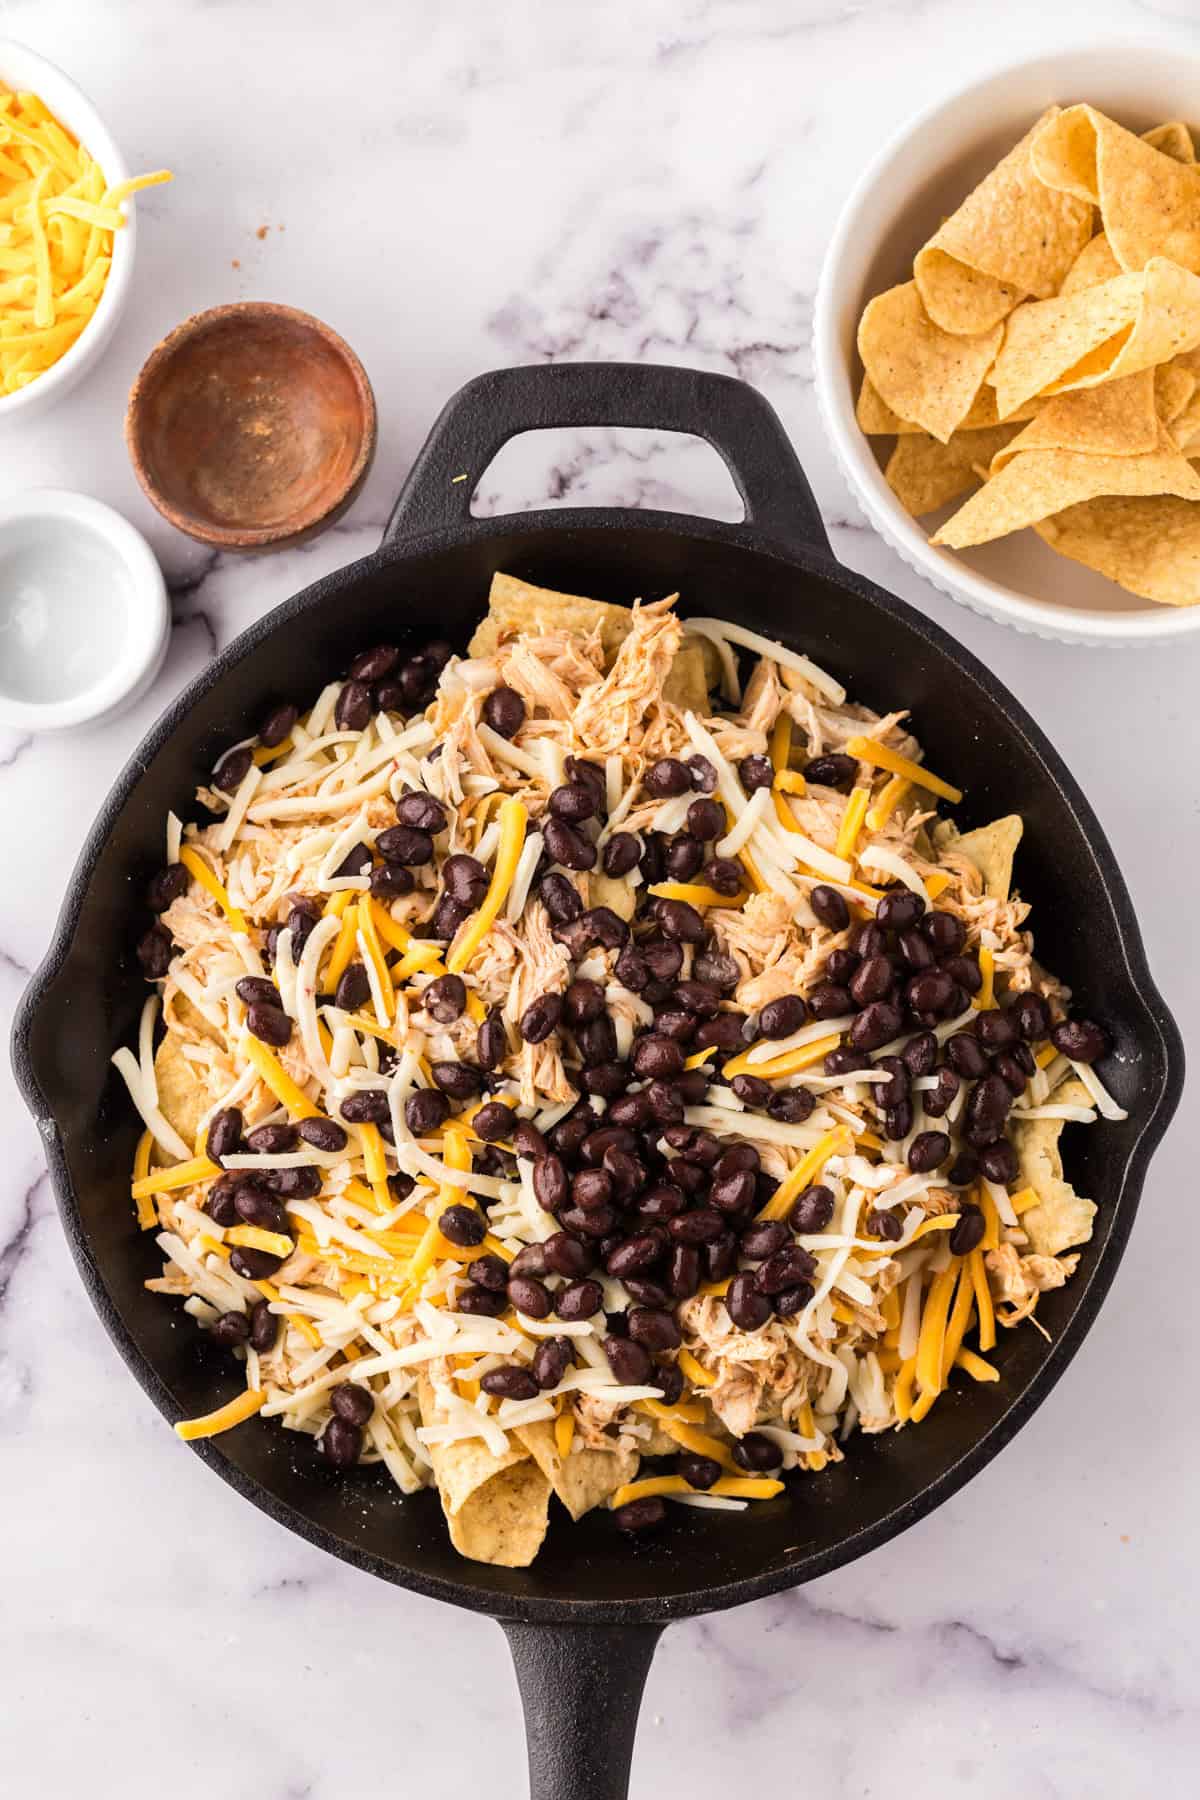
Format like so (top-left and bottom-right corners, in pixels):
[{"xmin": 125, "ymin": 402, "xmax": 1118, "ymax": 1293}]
[
  {"xmin": 884, "ymin": 423, "xmax": 1022, "ymax": 516},
  {"xmin": 1013, "ymin": 1076, "xmax": 1098, "ymax": 1256},
  {"xmin": 417, "ymin": 1376, "xmax": 551, "ymax": 1567},
  {"xmin": 1033, "ymin": 105, "xmax": 1200, "ymax": 275},
  {"xmin": 913, "ymin": 109, "xmax": 1092, "ymax": 337},
  {"xmin": 515, "ymin": 1420, "xmax": 638, "ymax": 1521},
  {"xmin": 933, "ymin": 814, "xmax": 1023, "ymax": 901},
  {"xmin": 470, "ymin": 572, "xmax": 721, "ymax": 699},
  {"xmin": 857, "ymin": 281, "xmax": 1004, "ymax": 444}
]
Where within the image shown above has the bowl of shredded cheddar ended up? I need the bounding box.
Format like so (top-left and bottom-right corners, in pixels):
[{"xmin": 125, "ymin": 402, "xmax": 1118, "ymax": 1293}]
[{"xmin": 0, "ymin": 39, "xmax": 171, "ymax": 418}]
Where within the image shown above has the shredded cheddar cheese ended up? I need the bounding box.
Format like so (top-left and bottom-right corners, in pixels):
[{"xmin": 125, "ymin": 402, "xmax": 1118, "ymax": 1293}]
[
  {"xmin": 131, "ymin": 1129, "xmax": 156, "ymax": 1228},
  {"xmin": 241, "ymin": 1036, "xmax": 319, "ymax": 1119},
  {"xmin": 447, "ymin": 797, "xmax": 527, "ymax": 974},
  {"xmin": 554, "ymin": 1411, "xmax": 575, "ymax": 1458},
  {"xmin": 757, "ymin": 1127, "xmax": 849, "ymax": 1221},
  {"xmin": 969, "ymin": 1248, "xmax": 996, "ymax": 1351},
  {"xmin": 835, "ymin": 787, "xmax": 870, "ymax": 861},
  {"xmin": 131, "ymin": 1153, "xmax": 221, "ymax": 1200},
  {"xmin": 722, "ymin": 1034, "xmax": 841, "ymax": 1082},
  {"xmin": 915, "ymin": 1264, "xmax": 958, "ymax": 1397},
  {"xmin": 175, "ymin": 1389, "xmax": 265, "ymax": 1441},
  {"xmin": 844, "ymin": 735, "xmax": 963, "ymax": 803},
  {"xmin": 178, "ymin": 847, "xmax": 247, "ymax": 934},
  {"xmin": 647, "ymin": 880, "xmax": 747, "ymax": 908},
  {"xmin": 677, "ymin": 1348, "xmax": 715, "ymax": 1388},
  {"xmin": 865, "ymin": 774, "xmax": 910, "ymax": 831}
]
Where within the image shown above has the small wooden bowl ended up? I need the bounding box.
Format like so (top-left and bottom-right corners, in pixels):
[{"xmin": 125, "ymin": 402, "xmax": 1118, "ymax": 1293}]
[{"xmin": 125, "ymin": 302, "xmax": 377, "ymax": 550}]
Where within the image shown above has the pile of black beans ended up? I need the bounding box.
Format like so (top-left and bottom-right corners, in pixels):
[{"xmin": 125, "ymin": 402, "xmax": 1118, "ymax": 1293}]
[{"xmin": 146, "ymin": 654, "xmax": 1112, "ymax": 1506}]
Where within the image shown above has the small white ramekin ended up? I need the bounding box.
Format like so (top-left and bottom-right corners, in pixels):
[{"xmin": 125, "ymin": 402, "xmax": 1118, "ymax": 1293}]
[
  {"xmin": 0, "ymin": 490, "xmax": 169, "ymax": 731},
  {"xmin": 0, "ymin": 39, "xmax": 134, "ymax": 423},
  {"xmin": 814, "ymin": 44, "xmax": 1200, "ymax": 647}
]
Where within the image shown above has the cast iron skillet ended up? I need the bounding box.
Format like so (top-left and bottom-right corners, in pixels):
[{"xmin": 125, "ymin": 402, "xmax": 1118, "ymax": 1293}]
[{"xmin": 12, "ymin": 363, "xmax": 1183, "ymax": 1800}]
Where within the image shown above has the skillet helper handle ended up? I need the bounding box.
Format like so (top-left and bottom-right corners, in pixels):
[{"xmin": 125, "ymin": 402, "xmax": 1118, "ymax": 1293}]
[
  {"xmin": 500, "ymin": 1619, "xmax": 664, "ymax": 1800},
  {"xmin": 384, "ymin": 361, "xmax": 830, "ymax": 555}
]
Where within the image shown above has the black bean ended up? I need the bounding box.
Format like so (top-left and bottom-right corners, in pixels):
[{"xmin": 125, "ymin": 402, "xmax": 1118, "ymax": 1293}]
[
  {"xmin": 247, "ymin": 1002, "xmax": 292, "ymax": 1047},
  {"xmin": 581, "ymin": 1063, "xmax": 628, "ymax": 1099},
  {"xmin": 481, "ymin": 1364, "xmax": 540, "ymax": 1402},
  {"xmin": 405, "ymin": 1088, "xmax": 450, "ymax": 1134},
  {"xmin": 207, "ymin": 1308, "xmax": 250, "ymax": 1353},
  {"xmin": 739, "ymin": 754, "xmax": 774, "ymax": 792},
  {"xmin": 346, "ymin": 644, "xmax": 400, "ymax": 684},
  {"xmin": 571, "ymin": 1169, "xmax": 614, "ymax": 1215},
  {"xmin": 213, "ymin": 744, "xmax": 253, "ymax": 792},
  {"xmin": 1051, "ymin": 1018, "xmax": 1109, "ymax": 1063},
  {"xmin": 874, "ymin": 1055, "xmax": 909, "ymax": 1108},
  {"xmin": 905, "ymin": 970, "xmax": 958, "ymax": 1018},
  {"xmin": 395, "ymin": 790, "xmax": 448, "ymax": 833},
  {"xmin": 334, "ymin": 680, "xmax": 372, "ymax": 732},
  {"xmin": 848, "ymin": 1000, "xmax": 903, "ymax": 1051},
  {"xmin": 733, "ymin": 1431, "xmax": 783, "ymax": 1471},
  {"xmin": 543, "ymin": 817, "xmax": 596, "ymax": 871},
  {"xmin": 370, "ymin": 863, "xmax": 414, "ymax": 901},
  {"xmin": 677, "ymin": 1453, "xmax": 721, "ymax": 1491},
  {"xmin": 204, "ymin": 1176, "xmax": 241, "ymax": 1227},
  {"xmin": 642, "ymin": 939, "xmax": 685, "ymax": 983},
  {"xmin": 884, "ymin": 1097, "xmax": 914, "ymax": 1140},
  {"xmin": 968, "ymin": 1072, "xmax": 1013, "ymax": 1136},
  {"xmin": 643, "ymin": 1080, "xmax": 683, "ymax": 1125},
  {"xmin": 583, "ymin": 906, "xmax": 629, "ymax": 950},
  {"xmin": 437, "ymin": 858, "xmax": 486, "ymax": 915},
  {"xmin": 413, "ymin": 975, "xmax": 462, "ymax": 1029},
  {"xmin": 556, "ymin": 1279, "xmax": 604, "ymax": 1321},
  {"xmin": 665, "ymin": 1209, "xmax": 722, "ymax": 1246},
  {"xmin": 614, "ymin": 1496, "xmax": 666, "ymax": 1534},
  {"xmin": 627, "ymin": 1307, "xmax": 681, "ymax": 1351},
  {"xmin": 666, "ymin": 835, "xmax": 705, "ymax": 882},
  {"xmin": 809, "ymin": 884, "xmax": 849, "ymax": 931},
  {"xmin": 774, "ymin": 1283, "xmax": 814, "ymax": 1318},
  {"xmin": 877, "ymin": 888, "xmax": 926, "ymax": 930},
  {"xmin": 1010, "ymin": 1041, "xmax": 1037, "ymax": 1078},
  {"xmin": 790, "ymin": 1184, "xmax": 835, "ymax": 1234},
  {"xmin": 233, "ymin": 977, "xmax": 279, "ymax": 1011},
  {"xmin": 257, "ymin": 699, "xmax": 299, "ymax": 748},
  {"xmin": 336, "ymin": 1088, "xmax": 387, "ymax": 1126},
  {"xmin": 949, "ymin": 1206, "xmax": 986, "ymax": 1256},
  {"xmin": 946, "ymin": 1033, "xmax": 988, "ymax": 1079},
  {"xmin": 376, "ymin": 824, "xmax": 433, "ymax": 867},
  {"xmin": 467, "ymin": 1101, "xmax": 508, "ymax": 1144},
  {"xmin": 245, "ymin": 1299, "xmax": 276, "ymax": 1352},
  {"xmin": 542, "ymin": 1232, "xmax": 592, "ymax": 1279},
  {"xmin": 899, "ymin": 1031, "xmax": 937, "ymax": 1079},
  {"xmin": 467, "ymin": 1253, "xmax": 509, "ymax": 1292},
  {"xmin": 262, "ymin": 1164, "xmax": 322, "ymax": 1200},
  {"xmin": 573, "ymin": 1019, "xmax": 616, "ymax": 1071},
  {"xmin": 663, "ymin": 1244, "xmax": 698, "ymax": 1300},
  {"xmin": 726, "ymin": 1271, "xmax": 772, "ymax": 1330},
  {"xmin": 439, "ymin": 1205, "xmax": 486, "ymax": 1248},
  {"xmin": 559, "ymin": 980, "xmax": 601, "ymax": 1028},
  {"xmin": 731, "ymin": 1073, "xmax": 771, "ymax": 1108},
  {"xmin": 481, "ymin": 685, "xmax": 526, "ymax": 738},
  {"xmin": 602, "ymin": 1335, "xmax": 651, "ymax": 1385},
  {"xmin": 739, "ymin": 1220, "xmax": 789, "ymax": 1261},
  {"xmin": 644, "ymin": 757, "xmax": 691, "ymax": 799},
  {"xmin": 682, "ymin": 797, "xmax": 722, "ymax": 841},
  {"xmin": 565, "ymin": 758, "xmax": 606, "ymax": 804},
  {"xmin": 146, "ymin": 863, "xmax": 188, "ymax": 914},
  {"xmin": 601, "ymin": 832, "xmax": 642, "ymax": 879},
  {"xmin": 207, "ymin": 1107, "xmax": 244, "ymax": 1163},
  {"xmin": 455, "ymin": 1285, "xmax": 506, "ymax": 1317},
  {"xmin": 245, "ymin": 1121, "xmax": 298, "ymax": 1155},
  {"xmin": 804, "ymin": 753, "xmax": 857, "ymax": 790},
  {"xmin": 399, "ymin": 656, "xmax": 436, "ymax": 704},
  {"xmin": 700, "ymin": 857, "xmax": 742, "ymax": 899},
  {"xmin": 946, "ymin": 1147, "xmax": 979, "ymax": 1187},
  {"xmin": 507, "ymin": 1274, "xmax": 553, "ymax": 1319},
  {"xmin": 756, "ymin": 994, "xmax": 805, "ymax": 1041},
  {"xmin": 230, "ymin": 1245, "xmax": 283, "ymax": 1281},
  {"xmin": 477, "ymin": 1010, "xmax": 508, "ymax": 1071},
  {"xmin": 715, "ymin": 1143, "xmax": 760, "ymax": 1177},
  {"xmin": 532, "ymin": 1337, "xmax": 574, "ymax": 1390},
  {"xmin": 330, "ymin": 1381, "xmax": 375, "ymax": 1426},
  {"xmin": 907, "ymin": 1130, "xmax": 951, "ymax": 1173},
  {"xmin": 517, "ymin": 994, "xmax": 562, "ymax": 1046},
  {"xmin": 690, "ymin": 1013, "xmax": 744, "ymax": 1054},
  {"xmin": 137, "ymin": 928, "xmax": 174, "ymax": 986},
  {"xmin": 625, "ymin": 1036, "xmax": 679, "ymax": 1082},
  {"xmin": 756, "ymin": 1244, "xmax": 818, "ymax": 1295},
  {"xmin": 922, "ymin": 910, "xmax": 966, "ymax": 955},
  {"xmin": 979, "ymin": 1138, "xmax": 1018, "ymax": 1185},
  {"xmin": 867, "ymin": 1208, "xmax": 903, "ymax": 1242},
  {"xmin": 854, "ymin": 921, "xmax": 888, "ymax": 958},
  {"xmin": 993, "ymin": 1052, "xmax": 1028, "ymax": 1098},
  {"xmin": 922, "ymin": 1066, "xmax": 960, "ymax": 1118},
  {"xmin": 707, "ymin": 1167, "xmax": 755, "ymax": 1215},
  {"xmin": 767, "ymin": 1089, "xmax": 816, "ymax": 1124},
  {"xmin": 374, "ymin": 679, "xmax": 405, "ymax": 713},
  {"xmin": 823, "ymin": 949, "xmax": 858, "ymax": 987},
  {"xmin": 530, "ymin": 1153, "xmax": 568, "ymax": 1213},
  {"xmin": 897, "ymin": 927, "xmax": 935, "ymax": 971},
  {"xmin": 1011, "ymin": 992, "xmax": 1050, "ymax": 1043},
  {"xmin": 319, "ymin": 1417, "xmax": 363, "ymax": 1468},
  {"xmin": 609, "ymin": 1095, "xmax": 652, "ymax": 1134},
  {"xmin": 333, "ymin": 843, "xmax": 373, "ymax": 882},
  {"xmin": 806, "ymin": 981, "xmax": 851, "ymax": 1021},
  {"xmin": 333, "ymin": 962, "xmax": 370, "ymax": 1013},
  {"xmin": 825, "ymin": 1045, "xmax": 872, "ymax": 1077},
  {"xmin": 943, "ymin": 954, "xmax": 982, "ymax": 997},
  {"xmin": 634, "ymin": 1183, "xmax": 685, "ymax": 1224},
  {"xmin": 547, "ymin": 781, "xmax": 596, "ymax": 824},
  {"xmin": 850, "ymin": 955, "xmax": 895, "ymax": 1006}
]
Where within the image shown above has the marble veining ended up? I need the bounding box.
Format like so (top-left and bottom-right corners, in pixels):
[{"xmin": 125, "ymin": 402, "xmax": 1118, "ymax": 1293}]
[{"xmin": 2, "ymin": 1, "xmax": 1198, "ymax": 1793}]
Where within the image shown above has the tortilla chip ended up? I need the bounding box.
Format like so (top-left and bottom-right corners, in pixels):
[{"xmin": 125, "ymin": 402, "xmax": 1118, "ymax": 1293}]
[
  {"xmin": 858, "ymin": 282, "xmax": 1003, "ymax": 444},
  {"xmin": 154, "ymin": 1033, "xmax": 210, "ymax": 1146},
  {"xmin": 858, "ymin": 376, "xmax": 1041, "ymax": 437},
  {"xmin": 933, "ymin": 423, "xmax": 1200, "ymax": 549},
  {"xmin": 885, "ymin": 424, "xmax": 1022, "ymax": 515},
  {"xmin": 914, "ymin": 109, "xmax": 1092, "ymax": 335},
  {"xmin": 988, "ymin": 369, "xmax": 1158, "ymax": 472},
  {"xmin": 1033, "ymin": 105, "xmax": 1200, "ymax": 275},
  {"xmin": 470, "ymin": 573, "xmax": 720, "ymax": 695},
  {"xmin": 989, "ymin": 259, "xmax": 1200, "ymax": 420},
  {"xmin": 1013, "ymin": 1077, "xmax": 1098, "ymax": 1255},
  {"xmin": 933, "ymin": 814, "xmax": 1023, "ymax": 901},
  {"xmin": 587, "ymin": 869, "xmax": 637, "ymax": 921},
  {"xmin": 1157, "ymin": 361, "xmax": 1196, "ymax": 426},
  {"xmin": 1058, "ymin": 231, "xmax": 1123, "ymax": 295},
  {"xmin": 417, "ymin": 1377, "xmax": 550, "ymax": 1567},
  {"xmin": 516, "ymin": 1420, "xmax": 638, "ymax": 1520},
  {"xmin": 1143, "ymin": 121, "xmax": 1195, "ymax": 166},
  {"xmin": 1035, "ymin": 490, "xmax": 1200, "ymax": 605},
  {"xmin": 662, "ymin": 638, "xmax": 712, "ymax": 712}
]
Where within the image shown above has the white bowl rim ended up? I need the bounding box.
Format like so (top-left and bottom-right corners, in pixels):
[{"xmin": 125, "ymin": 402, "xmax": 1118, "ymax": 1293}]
[
  {"xmin": 814, "ymin": 39, "xmax": 1200, "ymax": 645},
  {"xmin": 0, "ymin": 488, "xmax": 168, "ymax": 730},
  {"xmin": 0, "ymin": 38, "xmax": 133, "ymax": 420}
]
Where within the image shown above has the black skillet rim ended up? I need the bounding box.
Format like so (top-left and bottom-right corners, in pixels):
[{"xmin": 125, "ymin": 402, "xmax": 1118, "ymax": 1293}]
[{"xmin": 11, "ymin": 506, "xmax": 1184, "ymax": 1625}]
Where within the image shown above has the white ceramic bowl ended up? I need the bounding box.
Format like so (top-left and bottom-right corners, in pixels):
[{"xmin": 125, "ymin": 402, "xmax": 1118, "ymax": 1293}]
[
  {"xmin": 814, "ymin": 44, "xmax": 1200, "ymax": 647},
  {"xmin": 0, "ymin": 40, "xmax": 133, "ymax": 423},
  {"xmin": 0, "ymin": 490, "xmax": 169, "ymax": 730}
]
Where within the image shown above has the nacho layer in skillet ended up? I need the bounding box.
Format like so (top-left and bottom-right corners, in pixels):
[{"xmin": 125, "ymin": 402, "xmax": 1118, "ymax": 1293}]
[{"xmin": 115, "ymin": 576, "xmax": 1121, "ymax": 1564}]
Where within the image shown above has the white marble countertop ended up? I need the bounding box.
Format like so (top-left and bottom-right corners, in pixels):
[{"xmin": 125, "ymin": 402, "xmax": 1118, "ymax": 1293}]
[{"xmin": 2, "ymin": 1, "xmax": 1197, "ymax": 1793}]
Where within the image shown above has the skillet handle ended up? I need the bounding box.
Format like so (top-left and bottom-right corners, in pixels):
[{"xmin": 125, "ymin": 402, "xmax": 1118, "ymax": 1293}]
[
  {"xmin": 499, "ymin": 1618, "xmax": 664, "ymax": 1800},
  {"xmin": 384, "ymin": 361, "xmax": 830, "ymax": 555}
]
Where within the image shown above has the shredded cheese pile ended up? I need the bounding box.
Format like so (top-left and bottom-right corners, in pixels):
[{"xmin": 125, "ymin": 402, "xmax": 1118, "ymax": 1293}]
[
  {"xmin": 114, "ymin": 593, "xmax": 1115, "ymax": 1539},
  {"xmin": 0, "ymin": 83, "xmax": 170, "ymax": 393}
]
